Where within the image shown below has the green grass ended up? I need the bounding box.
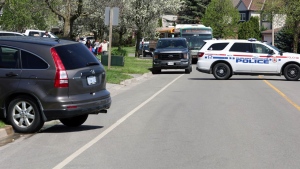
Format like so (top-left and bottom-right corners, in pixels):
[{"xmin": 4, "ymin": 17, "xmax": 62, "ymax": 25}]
[
  {"xmin": 99, "ymin": 46, "xmax": 152, "ymax": 84},
  {"xmin": 0, "ymin": 120, "xmax": 5, "ymax": 128}
]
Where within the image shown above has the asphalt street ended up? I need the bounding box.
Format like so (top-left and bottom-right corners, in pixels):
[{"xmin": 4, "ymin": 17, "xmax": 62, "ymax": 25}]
[{"xmin": 1, "ymin": 68, "xmax": 300, "ymax": 169}]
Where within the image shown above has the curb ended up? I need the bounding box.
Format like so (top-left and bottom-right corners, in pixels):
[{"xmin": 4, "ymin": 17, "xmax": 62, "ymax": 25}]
[{"xmin": 0, "ymin": 125, "xmax": 14, "ymax": 140}]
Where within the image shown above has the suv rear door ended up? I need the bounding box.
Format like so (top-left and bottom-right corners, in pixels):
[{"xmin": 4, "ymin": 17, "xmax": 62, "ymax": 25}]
[
  {"xmin": 0, "ymin": 47, "xmax": 22, "ymax": 103},
  {"xmin": 54, "ymin": 43, "xmax": 106, "ymax": 99}
]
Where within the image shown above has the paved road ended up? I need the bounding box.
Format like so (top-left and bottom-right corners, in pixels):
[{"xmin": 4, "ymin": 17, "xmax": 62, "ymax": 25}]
[{"xmin": 1, "ymin": 68, "xmax": 300, "ymax": 169}]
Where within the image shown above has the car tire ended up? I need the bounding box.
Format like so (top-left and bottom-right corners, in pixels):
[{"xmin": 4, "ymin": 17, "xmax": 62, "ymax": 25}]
[
  {"xmin": 283, "ymin": 64, "xmax": 300, "ymax": 81},
  {"xmin": 212, "ymin": 63, "xmax": 231, "ymax": 80},
  {"xmin": 60, "ymin": 114, "xmax": 89, "ymax": 127},
  {"xmin": 7, "ymin": 96, "xmax": 44, "ymax": 133},
  {"xmin": 185, "ymin": 65, "xmax": 192, "ymax": 74},
  {"xmin": 152, "ymin": 69, "xmax": 161, "ymax": 74}
]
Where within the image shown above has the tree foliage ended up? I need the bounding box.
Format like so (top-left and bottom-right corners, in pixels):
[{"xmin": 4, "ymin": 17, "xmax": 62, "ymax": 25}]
[
  {"xmin": 177, "ymin": 0, "xmax": 211, "ymax": 24},
  {"xmin": 238, "ymin": 17, "xmax": 261, "ymax": 40},
  {"xmin": 264, "ymin": 0, "xmax": 300, "ymax": 53},
  {"xmin": 202, "ymin": 0, "xmax": 240, "ymax": 39},
  {"xmin": 0, "ymin": 0, "xmax": 54, "ymax": 32},
  {"xmin": 275, "ymin": 26, "xmax": 299, "ymax": 53},
  {"xmin": 122, "ymin": 0, "xmax": 183, "ymax": 56}
]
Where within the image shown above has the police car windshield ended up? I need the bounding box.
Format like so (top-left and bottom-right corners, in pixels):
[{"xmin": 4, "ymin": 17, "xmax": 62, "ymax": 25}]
[{"xmin": 266, "ymin": 44, "xmax": 281, "ymax": 52}]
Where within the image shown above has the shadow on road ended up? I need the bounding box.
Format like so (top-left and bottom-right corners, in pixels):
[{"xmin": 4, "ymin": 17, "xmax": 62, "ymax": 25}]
[
  {"xmin": 41, "ymin": 124, "xmax": 104, "ymax": 133},
  {"xmin": 188, "ymin": 77, "xmax": 288, "ymax": 81}
]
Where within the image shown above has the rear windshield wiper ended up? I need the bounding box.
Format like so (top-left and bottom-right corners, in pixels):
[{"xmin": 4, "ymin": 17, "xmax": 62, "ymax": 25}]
[{"xmin": 86, "ymin": 62, "xmax": 99, "ymax": 66}]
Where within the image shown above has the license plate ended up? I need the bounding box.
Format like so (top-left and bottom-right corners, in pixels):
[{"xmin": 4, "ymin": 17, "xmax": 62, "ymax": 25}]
[
  {"xmin": 167, "ymin": 62, "xmax": 174, "ymax": 65},
  {"xmin": 87, "ymin": 76, "xmax": 96, "ymax": 85},
  {"xmin": 192, "ymin": 55, "xmax": 197, "ymax": 58}
]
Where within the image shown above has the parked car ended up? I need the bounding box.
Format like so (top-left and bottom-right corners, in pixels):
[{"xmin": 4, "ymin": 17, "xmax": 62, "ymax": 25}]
[
  {"xmin": 0, "ymin": 31, "xmax": 25, "ymax": 36},
  {"xmin": 138, "ymin": 41, "xmax": 153, "ymax": 57},
  {"xmin": 24, "ymin": 29, "xmax": 58, "ymax": 38},
  {"xmin": 196, "ymin": 38, "xmax": 300, "ymax": 80},
  {"xmin": 152, "ymin": 38, "xmax": 192, "ymax": 74},
  {"xmin": 0, "ymin": 36, "xmax": 111, "ymax": 133}
]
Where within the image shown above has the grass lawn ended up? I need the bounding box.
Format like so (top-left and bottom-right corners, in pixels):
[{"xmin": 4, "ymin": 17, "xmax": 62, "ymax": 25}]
[
  {"xmin": 0, "ymin": 120, "xmax": 5, "ymax": 128},
  {"xmin": 98, "ymin": 46, "xmax": 152, "ymax": 84}
]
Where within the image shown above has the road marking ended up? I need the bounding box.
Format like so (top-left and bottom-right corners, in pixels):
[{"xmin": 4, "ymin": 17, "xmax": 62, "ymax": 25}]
[
  {"xmin": 53, "ymin": 74, "xmax": 184, "ymax": 169},
  {"xmin": 261, "ymin": 77, "xmax": 300, "ymax": 111}
]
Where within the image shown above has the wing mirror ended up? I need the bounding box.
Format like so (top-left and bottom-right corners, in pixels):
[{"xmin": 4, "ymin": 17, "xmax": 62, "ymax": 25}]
[{"xmin": 268, "ymin": 49, "xmax": 274, "ymax": 55}]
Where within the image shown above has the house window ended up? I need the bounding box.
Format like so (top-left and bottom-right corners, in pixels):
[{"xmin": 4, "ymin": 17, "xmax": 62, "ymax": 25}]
[{"xmin": 240, "ymin": 13, "xmax": 246, "ymax": 21}]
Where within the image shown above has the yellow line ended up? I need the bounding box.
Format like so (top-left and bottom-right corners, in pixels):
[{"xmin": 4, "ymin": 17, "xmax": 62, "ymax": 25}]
[{"xmin": 259, "ymin": 76, "xmax": 300, "ymax": 111}]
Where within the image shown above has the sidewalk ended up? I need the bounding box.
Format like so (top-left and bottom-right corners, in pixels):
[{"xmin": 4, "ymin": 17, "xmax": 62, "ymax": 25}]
[{"xmin": 0, "ymin": 72, "xmax": 153, "ymax": 142}]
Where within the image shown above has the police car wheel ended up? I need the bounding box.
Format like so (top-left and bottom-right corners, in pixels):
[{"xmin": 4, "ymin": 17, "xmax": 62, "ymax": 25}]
[
  {"xmin": 283, "ymin": 64, "xmax": 300, "ymax": 81},
  {"xmin": 213, "ymin": 63, "xmax": 231, "ymax": 80}
]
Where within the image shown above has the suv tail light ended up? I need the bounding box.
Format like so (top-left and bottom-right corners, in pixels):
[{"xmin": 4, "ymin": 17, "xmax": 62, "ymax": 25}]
[
  {"xmin": 51, "ymin": 48, "xmax": 69, "ymax": 88},
  {"xmin": 198, "ymin": 52, "xmax": 205, "ymax": 58}
]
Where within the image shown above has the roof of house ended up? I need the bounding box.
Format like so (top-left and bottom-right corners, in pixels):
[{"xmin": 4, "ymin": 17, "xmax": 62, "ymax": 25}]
[
  {"xmin": 231, "ymin": 0, "xmax": 240, "ymax": 7},
  {"xmin": 239, "ymin": 0, "xmax": 266, "ymax": 10}
]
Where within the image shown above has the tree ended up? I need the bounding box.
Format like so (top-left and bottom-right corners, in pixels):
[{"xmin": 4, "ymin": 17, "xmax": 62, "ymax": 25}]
[
  {"xmin": 263, "ymin": 0, "xmax": 300, "ymax": 53},
  {"xmin": 202, "ymin": 0, "xmax": 240, "ymax": 39},
  {"xmin": 122, "ymin": 0, "xmax": 183, "ymax": 56},
  {"xmin": 177, "ymin": 0, "xmax": 211, "ymax": 24},
  {"xmin": 275, "ymin": 26, "xmax": 294, "ymax": 52},
  {"xmin": 238, "ymin": 17, "xmax": 261, "ymax": 40},
  {"xmin": 0, "ymin": 0, "xmax": 54, "ymax": 32}
]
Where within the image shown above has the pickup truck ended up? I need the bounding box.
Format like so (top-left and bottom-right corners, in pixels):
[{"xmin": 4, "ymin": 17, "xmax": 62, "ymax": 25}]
[
  {"xmin": 152, "ymin": 38, "xmax": 192, "ymax": 74},
  {"xmin": 24, "ymin": 29, "xmax": 57, "ymax": 38}
]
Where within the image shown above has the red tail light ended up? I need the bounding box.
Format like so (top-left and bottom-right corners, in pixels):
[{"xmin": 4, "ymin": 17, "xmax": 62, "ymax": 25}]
[
  {"xmin": 51, "ymin": 48, "xmax": 69, "ymax": 88},
  {"xmin": 198, "ymin": 52, "xmax": 205, "ymax": 58}
]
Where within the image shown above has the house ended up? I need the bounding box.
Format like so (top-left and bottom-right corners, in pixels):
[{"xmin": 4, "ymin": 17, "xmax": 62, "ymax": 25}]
[{"xmin": 232, "ymin": 0, "xmax": 285, "ymax": 44}]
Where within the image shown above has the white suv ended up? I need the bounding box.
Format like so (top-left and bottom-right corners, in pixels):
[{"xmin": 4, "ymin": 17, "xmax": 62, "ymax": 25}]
[{"xmin": 196, "ymin": 39, "xmax": 300, "ymax": 81}]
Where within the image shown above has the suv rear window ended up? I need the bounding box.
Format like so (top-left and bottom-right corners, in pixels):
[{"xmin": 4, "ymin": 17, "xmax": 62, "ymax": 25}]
[
  {"xmin": 54, "ymin": 43, "xmax": 99, "ymax": 70},
  {"xmin": 207, "ymin": 43, "xmax": 229, "ymax": 50}
]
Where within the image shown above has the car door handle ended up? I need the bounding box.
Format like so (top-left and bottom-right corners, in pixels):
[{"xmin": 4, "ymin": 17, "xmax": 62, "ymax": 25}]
[{"xmin": 6, "ymin": 72, "xmax": 18, "ymax": 77}]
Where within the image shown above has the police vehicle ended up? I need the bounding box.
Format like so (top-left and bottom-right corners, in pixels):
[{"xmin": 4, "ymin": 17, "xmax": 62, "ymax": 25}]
[{"xmin": 196, "ymin": 38, "xmax": 300, "ymax": 81}]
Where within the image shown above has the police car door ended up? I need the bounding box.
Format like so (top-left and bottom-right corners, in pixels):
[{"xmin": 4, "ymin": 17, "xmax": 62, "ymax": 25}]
[
  {"xmin": 251, "ymin": 43, "xmax": 277, "ymax": 73},
  {"xmin": 228, "ymin": 42, "xmax": 253, "ymax": 72}
]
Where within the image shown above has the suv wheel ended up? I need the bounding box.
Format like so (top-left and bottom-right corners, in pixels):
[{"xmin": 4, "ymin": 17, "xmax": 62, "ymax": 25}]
[
  {"xmin": 212, "ymin": 63, "xmax": 231, "ymax": 80},
  {"xmin": 60, "ymin": 114, "xmax": 88, "ymax": 127},
  {"xmin": 7, "ymin": 96, "xmax": 44, "ymax": 133},
  {"xmin": 283, "ymin": 64, "xmax": 300, "ymax": 81}
]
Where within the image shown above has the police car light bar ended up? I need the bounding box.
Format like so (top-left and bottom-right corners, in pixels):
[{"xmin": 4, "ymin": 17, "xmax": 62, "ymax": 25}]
[{"xmin": 248, "ymin": 38, "xmax": 257, "ymax": 41}]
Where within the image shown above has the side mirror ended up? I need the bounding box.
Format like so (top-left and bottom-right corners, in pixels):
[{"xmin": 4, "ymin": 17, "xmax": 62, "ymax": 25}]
[
  {"xmin": 268, "ymin": 49, "xmax": 274, "ymax": 55},
  {"xmin": 279, "ymin": 50, "xmax": 283, "ymax": 56}
]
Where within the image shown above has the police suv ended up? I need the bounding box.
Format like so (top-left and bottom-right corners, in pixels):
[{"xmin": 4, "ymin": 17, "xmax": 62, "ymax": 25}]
[{"xmin": 196, "ymin": 38, "xmax": 300, "ymax": 81}]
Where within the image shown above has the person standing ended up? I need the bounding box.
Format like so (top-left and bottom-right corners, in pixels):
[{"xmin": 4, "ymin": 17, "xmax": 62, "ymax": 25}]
[
  {"xmin": 85, "ymin": 40, "xmax": 92, "ymax": 52},
  {"xmin": 99, "ymin": 39, "xmax": 108, "ymax": 56},
  {"xmin": 43, "ymin": 31, "xmax": 51, "ymax": 38}
]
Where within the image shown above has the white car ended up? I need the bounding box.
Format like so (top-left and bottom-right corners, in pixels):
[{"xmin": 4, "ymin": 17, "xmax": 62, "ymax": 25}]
[
  {"xmin": 0, "ymin": 31, "xmax": 25, "ymax": 36},
  {"xmin": 196, "ymin": 38, "xmax": 300, "ymax": 81},
  {"xmin": 23, "ymin": 29, "xmax": 57, "ymax": 38}
]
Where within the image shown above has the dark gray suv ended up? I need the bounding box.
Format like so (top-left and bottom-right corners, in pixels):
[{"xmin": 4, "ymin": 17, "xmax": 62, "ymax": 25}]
[
  {"xmin": 152, "ymin": 38, "xmax": 192, "ymax": 74},
  {"xmin": 0, "ymin": 36, "xmax": 111, "ymax": 133}
]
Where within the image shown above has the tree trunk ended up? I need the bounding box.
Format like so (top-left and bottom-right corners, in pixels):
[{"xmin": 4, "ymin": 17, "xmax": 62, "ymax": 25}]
[
  {"xmin": 63, "ymin": 18, "xmax": 71, "ymax": 39},
  {"xmin": 135, "ymin": 29, "xmax": 142, "ymax": 57},
  {"xmin": 293, "ymin": 21, "xmax": 299, "ymax": 53}
]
